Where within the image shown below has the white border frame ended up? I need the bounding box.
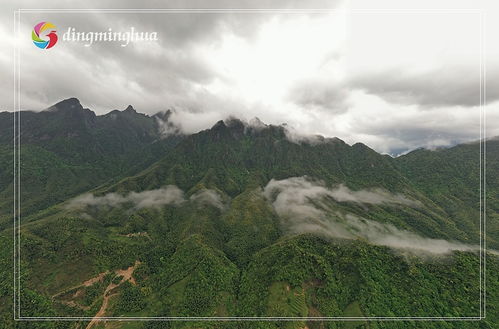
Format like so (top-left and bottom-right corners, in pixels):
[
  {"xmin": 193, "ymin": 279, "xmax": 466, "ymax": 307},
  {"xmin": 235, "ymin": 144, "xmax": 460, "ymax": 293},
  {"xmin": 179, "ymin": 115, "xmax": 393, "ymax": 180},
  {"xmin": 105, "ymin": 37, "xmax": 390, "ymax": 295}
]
[{"xmin": 12, "ymin": 8, "xmax": 487, "ymax": 322}]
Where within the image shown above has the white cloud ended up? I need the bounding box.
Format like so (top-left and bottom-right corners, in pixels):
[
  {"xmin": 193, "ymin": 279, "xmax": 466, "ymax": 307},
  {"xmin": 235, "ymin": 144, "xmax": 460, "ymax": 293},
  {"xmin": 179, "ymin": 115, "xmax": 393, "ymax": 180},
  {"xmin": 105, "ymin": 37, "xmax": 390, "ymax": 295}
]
[
  {"xmin": 67, "ymin": 186, "xmax": 185, "ymax": 209},
  {"xmin": 189, "ymin": 189, "xmax": 225, "ymax": 209},
  {"xmin": 2, "ymin": 0, "xmax": 499, "ymax": 153},
  {"xmin": 263, "ymin": 176, "xmax": 477, "ymax": 255},
  {"xmin": 263, "ymin": 176, "xmax": 421, "ymax": 210},
  {"xmin": 67, "ymin": 186, "xmax": 227, "ymax": 211}
]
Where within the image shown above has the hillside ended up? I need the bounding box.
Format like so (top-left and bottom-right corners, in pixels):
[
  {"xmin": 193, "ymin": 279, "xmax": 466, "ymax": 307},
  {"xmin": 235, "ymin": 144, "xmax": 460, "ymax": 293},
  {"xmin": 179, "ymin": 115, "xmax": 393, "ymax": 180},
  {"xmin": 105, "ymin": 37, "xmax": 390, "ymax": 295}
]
[
  {"xmin": 0, "ymin": 98, "xmax": 183, "ymax": 226},
  {"xmin": 0, "ymin": 100, "xmax": 497, "ymax": 329}
]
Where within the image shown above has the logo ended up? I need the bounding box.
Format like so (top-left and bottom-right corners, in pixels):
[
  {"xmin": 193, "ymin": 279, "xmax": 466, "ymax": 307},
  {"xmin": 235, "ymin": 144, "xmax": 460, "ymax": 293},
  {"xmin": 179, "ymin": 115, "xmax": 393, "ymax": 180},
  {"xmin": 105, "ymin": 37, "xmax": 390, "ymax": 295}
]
[
  {"xmin": 63, "ymin": 27, "xmax": 158, "ymax": 47},
  {"xmin": 32, "ymin": 22, "xmax": 58, "ymax": 49}
]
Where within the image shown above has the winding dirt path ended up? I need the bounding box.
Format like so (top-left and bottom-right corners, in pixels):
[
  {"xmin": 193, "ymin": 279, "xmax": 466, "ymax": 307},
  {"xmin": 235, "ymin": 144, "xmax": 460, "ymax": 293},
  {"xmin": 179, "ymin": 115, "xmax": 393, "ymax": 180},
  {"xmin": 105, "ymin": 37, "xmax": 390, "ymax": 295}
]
[
  {"xmin": 85, "ymin": 260, "xmax": 141, "ymax": 329},
  {"xmin": 52, "ymin": 271, "xmax": 110, "ymax": 300}
]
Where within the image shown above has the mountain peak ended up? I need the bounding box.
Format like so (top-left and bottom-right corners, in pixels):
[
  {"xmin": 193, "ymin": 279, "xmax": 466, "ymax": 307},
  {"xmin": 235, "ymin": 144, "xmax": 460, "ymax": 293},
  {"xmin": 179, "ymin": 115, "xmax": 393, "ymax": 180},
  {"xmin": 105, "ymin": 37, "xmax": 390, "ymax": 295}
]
[
  {"xmin": 212, "ymin": 120, "xmax": 227, "ymax": 130},
  {"xmin": 43, "ymin": 98, "xmax": 97, "ymax": 125},
  {"xmin": 124, "ymin": 105, "xmax": 136, "ymax": 113},
  {"xmin": 153, "ymin": 109, "xmax": 173, "ymax": 121},
  {"xmin": 248, "ymin": 117, "xmax": 267, "ymax": 129},
  {"xmin": 225, "ymin": 117, "xmax": 245, "ymax": 130},
  {"xmin": 59, "ymin": 97, "xmax": 81, "ymax": 106},
  {"xmin": 45, "ymin": 97, "xmax": 83, "ymax": 112}
]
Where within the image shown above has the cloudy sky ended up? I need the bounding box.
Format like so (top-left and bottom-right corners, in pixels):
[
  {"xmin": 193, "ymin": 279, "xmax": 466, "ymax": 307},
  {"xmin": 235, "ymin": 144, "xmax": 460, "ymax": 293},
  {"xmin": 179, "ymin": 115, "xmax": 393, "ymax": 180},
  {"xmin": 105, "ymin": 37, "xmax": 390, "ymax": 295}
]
[{"xmin": 2, "ymin": 0, "xmax": 498, "ymax": 154}]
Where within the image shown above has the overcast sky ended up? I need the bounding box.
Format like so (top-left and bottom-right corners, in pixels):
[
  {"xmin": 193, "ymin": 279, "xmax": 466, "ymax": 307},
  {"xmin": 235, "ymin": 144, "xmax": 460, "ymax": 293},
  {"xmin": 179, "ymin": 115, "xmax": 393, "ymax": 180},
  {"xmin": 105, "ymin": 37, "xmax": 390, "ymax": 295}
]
[{"xmin": 2, "ymin": 0, "xmax": 498, "ymax": 154}]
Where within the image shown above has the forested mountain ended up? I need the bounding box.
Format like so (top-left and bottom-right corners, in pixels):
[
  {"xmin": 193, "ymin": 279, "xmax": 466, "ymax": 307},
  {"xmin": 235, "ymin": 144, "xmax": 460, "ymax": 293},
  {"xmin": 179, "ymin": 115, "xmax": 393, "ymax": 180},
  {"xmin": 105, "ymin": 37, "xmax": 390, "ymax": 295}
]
[
  {"xmin": 0, "ymin": 98, "xmax": 183, "ymax": 225},
  {"xmin": 0, "ymin": 99, "xmax": 497, "ymax": 329}
]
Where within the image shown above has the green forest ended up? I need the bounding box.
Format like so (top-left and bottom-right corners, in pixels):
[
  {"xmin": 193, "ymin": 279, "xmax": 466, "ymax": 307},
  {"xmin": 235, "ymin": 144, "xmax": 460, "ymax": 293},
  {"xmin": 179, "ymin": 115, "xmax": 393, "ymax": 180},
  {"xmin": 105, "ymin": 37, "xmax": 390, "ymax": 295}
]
[{"xmin": 0, "ymin": 99, "xmax": 497, "ymax": 329}]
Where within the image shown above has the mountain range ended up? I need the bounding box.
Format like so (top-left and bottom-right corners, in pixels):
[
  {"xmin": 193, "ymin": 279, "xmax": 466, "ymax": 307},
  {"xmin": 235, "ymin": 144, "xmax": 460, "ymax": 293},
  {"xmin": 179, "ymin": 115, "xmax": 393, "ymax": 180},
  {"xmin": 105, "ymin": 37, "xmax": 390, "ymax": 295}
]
[{"xmin": 0, "ymin": 98, "xmax": 497, "ymax": 329}]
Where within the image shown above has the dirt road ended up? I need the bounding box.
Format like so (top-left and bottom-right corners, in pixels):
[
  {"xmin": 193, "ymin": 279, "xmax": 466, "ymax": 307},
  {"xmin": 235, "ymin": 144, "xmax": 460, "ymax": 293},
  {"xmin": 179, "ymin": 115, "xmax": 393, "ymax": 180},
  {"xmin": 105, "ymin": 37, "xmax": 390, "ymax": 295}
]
[{"xmin": 85, "ymin": 260, "xmax": 141, "ymax": 329}]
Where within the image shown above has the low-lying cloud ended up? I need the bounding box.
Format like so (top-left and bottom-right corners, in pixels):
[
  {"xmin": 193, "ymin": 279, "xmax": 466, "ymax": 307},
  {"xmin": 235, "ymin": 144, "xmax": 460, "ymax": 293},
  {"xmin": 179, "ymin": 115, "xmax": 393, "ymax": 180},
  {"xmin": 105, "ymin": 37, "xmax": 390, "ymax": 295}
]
[
  {"xmin": 263, "ymin": 177, "xmax": 476, "ymax": 255},
  {"xmin": 263, "ymin": 176, "xmax": 421, "ymax": 208},
  {"xmin": 155, "ymin": 111, "xmax": 182, "ymax": 138},
  {"xmin": 282, "ymin": 124, "xmax": 331, "ymax": 145},
  {"xmin": 67, "ymin": 186, "xmax": 185, "ymax": 210},
  {"xmin": 66, "ymin": 186, "xmax": 226, "ymax": 211},
  {"xmin": 189, "ymin": 189, "xmax": 225, "ymax": 209},
  {"xmin": 292, "ymin": 211, "xmax": 477, "ymax": 255}
]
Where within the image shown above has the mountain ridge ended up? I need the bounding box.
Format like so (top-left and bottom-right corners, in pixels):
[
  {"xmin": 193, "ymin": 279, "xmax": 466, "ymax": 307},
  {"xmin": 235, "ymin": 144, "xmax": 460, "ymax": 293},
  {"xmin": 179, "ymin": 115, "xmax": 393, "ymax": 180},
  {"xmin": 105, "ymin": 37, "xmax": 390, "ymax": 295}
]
[
  {"xmin": 3, "ymin": 97, "xmax": 493, "ymax": 155},
  {"xmin": 0, "ymin": 98, "xmax": 497, "ymax": 328}
]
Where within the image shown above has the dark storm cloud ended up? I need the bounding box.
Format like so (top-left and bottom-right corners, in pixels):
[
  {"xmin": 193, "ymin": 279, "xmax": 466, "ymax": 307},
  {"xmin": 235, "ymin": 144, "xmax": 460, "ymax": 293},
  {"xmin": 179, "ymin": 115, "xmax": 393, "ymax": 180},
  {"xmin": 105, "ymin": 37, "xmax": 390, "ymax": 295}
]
[
  {"xmin": 288, "ymin": 64, "xmax": 496, "ymax": 113},
  {"xmin": 13, "ymin": 11, "xmax": 240, "ymax": 111},
  {"xmin": 3, "ymin": 0, "xmax": 498, "ymax": 154},
  {"xmin": 344, "ymin": 104, "xmax": 482, "ymax": 154},
  {"xmin": 349, "ymin": 66, "xmax": 499, "ymax": 108},
  {"xmin": 9, "ymin": 0, "xmax": 343, "ymax": 113}
]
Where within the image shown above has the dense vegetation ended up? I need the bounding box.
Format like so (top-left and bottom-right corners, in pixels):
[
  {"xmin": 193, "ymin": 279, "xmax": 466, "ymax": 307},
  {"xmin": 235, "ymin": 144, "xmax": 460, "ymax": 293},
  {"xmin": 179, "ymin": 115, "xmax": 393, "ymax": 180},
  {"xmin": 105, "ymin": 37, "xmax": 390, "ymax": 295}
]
[
  {"xmin": 0, "ymin": 99, "xmax": 497, "ymax": 329},
  {"xmin": 0, "ymin": 98, "xmax": 182, "ymax": 225}
]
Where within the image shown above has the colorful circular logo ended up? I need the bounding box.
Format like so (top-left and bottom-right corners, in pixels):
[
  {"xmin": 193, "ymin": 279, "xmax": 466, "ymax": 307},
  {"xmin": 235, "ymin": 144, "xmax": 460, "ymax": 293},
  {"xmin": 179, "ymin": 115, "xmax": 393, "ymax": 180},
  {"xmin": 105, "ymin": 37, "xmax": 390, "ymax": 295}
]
[{"xmin": 32, "ymin": 22, "xmax": 58, "ymax": 49}]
